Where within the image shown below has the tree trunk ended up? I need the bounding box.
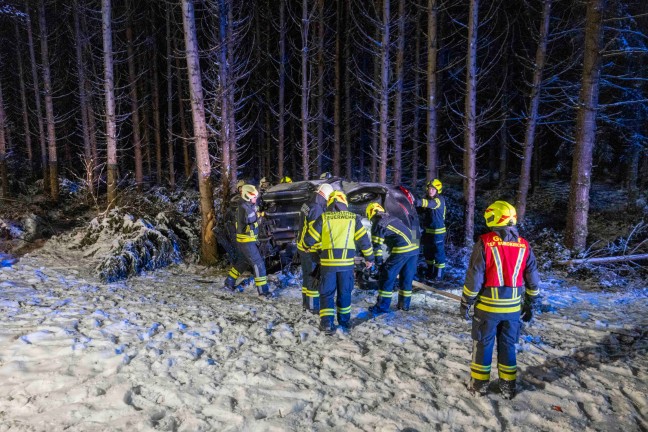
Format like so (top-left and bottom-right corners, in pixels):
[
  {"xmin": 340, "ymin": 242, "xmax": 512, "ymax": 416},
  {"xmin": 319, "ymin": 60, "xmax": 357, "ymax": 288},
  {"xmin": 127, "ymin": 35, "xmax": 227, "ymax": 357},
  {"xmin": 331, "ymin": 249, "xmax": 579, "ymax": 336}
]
[
  {"xmin": 516, "ymin": 0, "xmax": 552, "ymax": 224},
  {"xmin": 463, "ymin": 0, "xmax": 479, "ymax": 247},
  {"xmin": 343, "ymin": 19, "xmax": 352, "ymax": 180},
  {"xmin": 278, "ymin": 0, "xmax": 286, "ymax": 179},
  {"xmin": 126, "ymin": 23, "xmax": 144, "ymax": 190},
  {"xmin": 152, "ymin": 50, "xmax": 163, "ymax": 185},
  {"xmin": 218, "ymin": 0, "xmax": 232, "ymax": 195},
  {"xmin": 102, "ymin": 0, "xmax": 118, "ymax": 207},
  {"xmin": 392, "ymin": 0, "xmax": 405, "ymax": 185},
  {"xmin": 565, "ymin": 0, "xmax": 606, "ymax": 251},
  {"xmin": 498, "ymin": 119, "xmax": 508, "ymax": 187},
  {"xmin": 378, "ymin": 0, "xmax": 390, "ymax": 183},
  {"xmin": 73, "ymin": 3, "xmax": 93, "ymax": 194},
  {"xmin": 182, "ymin": 0, "xmax": 218, "ymax": 264},
  {"xmin": 333, "ymin": 0, "xmax": 342, "ymax": 177},
  {"xmin": 174, "ymin": 38, "xmax": 191, "ymax": 181},
  {"xmin": 301, "ymin": 0, "xmax": 310, "ymax": 180},
  {"xmin": 15, "ymin": 22, "xmax": 33, "ymax": 171},
  {"xmin": 38, "ymin": 0, "xmax": 58, "ymax": 201},
  {"xmin": 316, "ymin": 0, "xmax": 325, "ymax": 176},
  {"xmin": 426, "ymin": 0, "xmax": 439, "ymax": 181},
  {"xmin": 25, "ymin": 1, "xmax": 48, "ymax": 190},
  {"xmin": 411, "ymin": 9, "xmax": 421, "ymax": 190},
  {"xmin": 165, "ymin": 6, "xmax": 175, "ymax": 189},
  {"xmin": 0, "ymin": 77, "xmax": 8, "ymax": 199},
  {"xmin": 227, "ymin": 2, "xmax": 238, "ymax": 189}
]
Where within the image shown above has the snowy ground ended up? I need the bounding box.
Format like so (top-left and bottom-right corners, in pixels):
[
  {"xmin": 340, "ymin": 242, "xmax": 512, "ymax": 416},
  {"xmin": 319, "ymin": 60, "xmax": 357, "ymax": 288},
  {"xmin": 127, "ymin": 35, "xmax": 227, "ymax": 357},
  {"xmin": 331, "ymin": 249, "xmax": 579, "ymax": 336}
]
[{"xmin": 0, "ymin": 238, "xmax": 646, "ymax": 431}]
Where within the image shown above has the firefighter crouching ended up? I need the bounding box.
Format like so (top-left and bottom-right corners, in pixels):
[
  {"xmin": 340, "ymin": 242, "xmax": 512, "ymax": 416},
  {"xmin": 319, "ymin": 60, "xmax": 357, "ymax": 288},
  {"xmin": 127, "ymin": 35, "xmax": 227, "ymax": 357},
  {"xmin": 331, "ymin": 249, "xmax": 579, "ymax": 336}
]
[
  {"xmin": 415, "ymin": 179, "xmax": 447, "ymax": 280},
  {"xmin": 366, "ymin": 203, "xmax": 419, "ymax": 314},
  {"xmin": 303, "ymin": 191, "xmax": 374, "ymax": 335},
  {"xmin": 297, "ymin": 183, "xmax": 334, "ymax": 313},
  {"xmin": 223, "ymin": 185, "xmax": 271, "ymax": 297},
  {"xmin": 460, "ymin": 201, "xmax": 541, "ymax": 399}
]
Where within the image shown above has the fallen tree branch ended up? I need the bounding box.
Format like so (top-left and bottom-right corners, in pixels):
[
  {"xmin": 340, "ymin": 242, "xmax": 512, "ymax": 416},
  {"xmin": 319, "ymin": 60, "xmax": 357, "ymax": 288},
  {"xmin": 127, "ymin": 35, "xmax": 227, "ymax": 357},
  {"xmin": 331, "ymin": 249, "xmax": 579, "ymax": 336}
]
[
  {"xmin": 411, "ymin": 280, "xmax": 462, "ymax": 302},
  {"xmin": 556, "ymin": 254, "xmax": 648, "ymax": 265}
]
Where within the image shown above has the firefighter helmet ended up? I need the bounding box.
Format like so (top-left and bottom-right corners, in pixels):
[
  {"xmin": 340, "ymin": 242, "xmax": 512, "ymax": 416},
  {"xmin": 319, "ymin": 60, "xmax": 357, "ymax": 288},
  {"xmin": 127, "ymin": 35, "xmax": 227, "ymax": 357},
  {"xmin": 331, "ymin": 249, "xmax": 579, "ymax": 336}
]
[
  {"xmin": 259, "ymin": 177, "xmax": 270, "ymax": 188},
  {"xmin": 426, "ymin": 178, "xmax": 443, "ymax": 194},
  {"xmin": 484, "ymin": 200, "xmax": 517, "ymax": 227},
  {"xmin": 319, "ymin": 172, "xmax": 332, "ymax": 180},
  {"xmin": 280, "ymin": 176, "xmax": 292, "ymax": 183},
  {"xmin": 236, "ymin": 180, "xmax": 246, "ymax": 190},
  {"xmin": 317, "ymin": 183, "xmax": 334, "ymax": 200},
  {"xmin": 365, "ymin": 202, "xmax": 385, "ymax": 220},
  {"xmin": 327, "ymin": 190, "xmax": 348, "ymax": 207},
  {"xmin": 241, "ymin": 184, "xmax": 259, "ymax": 202}
]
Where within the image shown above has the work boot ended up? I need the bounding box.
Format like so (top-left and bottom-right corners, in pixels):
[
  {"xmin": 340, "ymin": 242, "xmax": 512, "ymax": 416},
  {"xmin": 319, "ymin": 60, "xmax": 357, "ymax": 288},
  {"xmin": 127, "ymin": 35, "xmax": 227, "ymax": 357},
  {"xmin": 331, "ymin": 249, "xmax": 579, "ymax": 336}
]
[
  {"xmin": 222, "ymin": 276, "xmax": 236, "ymax": 292},
  {"xmin": 467, "ymin": 379, "xmax": 489, "ymax": 396},
  {"xmin": 432, "ymin": 266, "xmax": 445, "ymax": 280},
  {"xmin": 397, "ymin": 297, "xmax": 410, "ymax": 311},
  {"xmin": 499, "ymin": 380, "xmax": 516, "ymax": 399},
  {"xmin": 369, "ymin": 305, "xmax": 388, "ymax": 315},
  {"xmin": 320, "ymin": 324, "xmax": 336, "ymax": 336}
]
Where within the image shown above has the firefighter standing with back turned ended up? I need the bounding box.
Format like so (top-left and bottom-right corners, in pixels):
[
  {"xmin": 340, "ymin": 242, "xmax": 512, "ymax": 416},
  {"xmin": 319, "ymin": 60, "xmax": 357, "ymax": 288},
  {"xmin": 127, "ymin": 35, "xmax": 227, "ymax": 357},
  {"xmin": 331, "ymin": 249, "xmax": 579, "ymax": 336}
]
[
  {"xmin": 366, "ymin": 203, "xmax": 419, "ymax": 314},
  {"xmin": 460, "ymin": 200, "xmax": 541, "ymax": 399},
  {"xmin": 303, "ymin": 191, "xmax": 374, "ymax": 335},
  {"xmin": 297, "ymin": 183, "xmax": 334, "ymax": 313},
  {"xmin": 415, "ymin": 179, "xmax": 447, "ymax": 280},
  {"xmin": 223, "ymin": 185, "xmax": 271, "ymax": 297}
]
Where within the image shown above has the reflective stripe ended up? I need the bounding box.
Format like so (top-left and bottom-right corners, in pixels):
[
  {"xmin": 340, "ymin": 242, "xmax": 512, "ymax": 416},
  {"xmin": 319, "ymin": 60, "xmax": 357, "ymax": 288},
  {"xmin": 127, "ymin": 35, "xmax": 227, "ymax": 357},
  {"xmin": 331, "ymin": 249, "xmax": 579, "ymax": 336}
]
[
  {"xmin": 463, "ymin": 285, "xmax": 479, "ymax": 297},
  {"xmin": 471, "ymin": 363, "xmax": 492, "ymax": 372},
  {"xmin": 301, "ymin": 286, "xmax": 307, "ymax": 293},
  {"xmin": 398, "ymin": 290, "xmax": 412, "ymax": 297},
  {"xmin": 378, "ymin": 290, "xmax": 393, "ymax": 298},
  {"xmin": 498, "ymin": 371, "xmax": 517, "ymax": 381},
  {"xmin": 422, "ymin": 199, "xmax": 428, "ymax": 207},
  {"xmin": 512, "ymin": 247, "xmax": 526, "ymax": 287},
  {"xmin": 320, "ymin": 258, "xmax": 355, "ymax": 266},
  {"xmin": 498, "ymin": 363, "xmax": 517, "ymax": 372},
  {"xmin": 354, "ymin": 226, "xmax": 367, "ymax": 241},
  {"xmin": 319, "ymin": 308, "xmax": 335, "ymax": 317},
  {"xmin": 478, "ymin": 296, "xmax": 521, "ymax": 306},
  {"xmin": 374, "ymin": 250, "xmax": 384, "ymax": 257},
  {"xmin": 372, "ymin": 236, "xmax": 385, "ymax": 244},
  {"xmin": 308, "ymin": 225, "xmax": 321, "ymax": 242},
  {"xmin": 425, "ymin": 227, "xmax": 446, "ymax": 234},
  {"xmin": 475, "ymin": 303, "xmax": 521, "ymax": 313},
  {"xmin": 392, "ymin": 244, "xmax": 419, "ymax": 254},
  {"xmin": 470, "ymin": 371, "xmax": 491, "ymax": 381},
  {"xmin": 491, "ymin": 247, "xmax": 504, "ymax": 286},
  {"xmin": 361, "ymin": 247, "xmax": 373, "ymax": 257},
  {"xmin": 526, "ymin": 288, "xmax": 540, "ymax": 296},
  {"xmin": 337, "ymin": 306, "xmax": 351, "ymax": 314},
  {"xmin": 228, "ymin": 268, "xmax": 240, "ymax": 278},
  {"xmin": 236, "ymin": 234, "xmax": 257, "ymax": 243},
  {"xmin": 434, "ymin": 262, "xmax": 445, "ymax": 268},
  {"xmin": 305, "ymin": 290, "xmax": 320, "ymax": 297},
  {"xmin": 386, "ymin": 225, "xmax": 412, "ymax": 245}
]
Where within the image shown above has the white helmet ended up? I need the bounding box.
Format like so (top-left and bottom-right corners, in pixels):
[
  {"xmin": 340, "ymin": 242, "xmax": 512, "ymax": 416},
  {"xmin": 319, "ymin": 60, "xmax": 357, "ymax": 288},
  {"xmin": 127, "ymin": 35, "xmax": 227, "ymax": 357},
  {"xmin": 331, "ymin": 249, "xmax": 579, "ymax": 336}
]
[{"xmin": 317, "ymin": 183, "xmax": 334, "ymax": 200}]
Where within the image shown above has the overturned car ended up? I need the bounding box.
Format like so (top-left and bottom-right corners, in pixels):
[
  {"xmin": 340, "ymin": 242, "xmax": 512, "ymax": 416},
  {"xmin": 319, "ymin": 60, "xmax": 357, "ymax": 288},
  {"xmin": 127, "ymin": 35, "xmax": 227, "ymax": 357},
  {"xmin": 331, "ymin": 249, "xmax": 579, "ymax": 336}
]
[{"xmin": 216, "ymin": 177, "xmax": 421, "ymax": 281}]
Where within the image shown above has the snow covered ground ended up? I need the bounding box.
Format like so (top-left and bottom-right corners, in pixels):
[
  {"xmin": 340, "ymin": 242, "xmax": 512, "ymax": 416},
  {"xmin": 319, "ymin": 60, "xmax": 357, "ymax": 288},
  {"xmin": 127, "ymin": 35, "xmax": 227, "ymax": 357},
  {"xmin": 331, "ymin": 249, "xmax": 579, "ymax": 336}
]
[{"xmin": 0, "ymin": 237, "xmax": 646, "ymax": 431}]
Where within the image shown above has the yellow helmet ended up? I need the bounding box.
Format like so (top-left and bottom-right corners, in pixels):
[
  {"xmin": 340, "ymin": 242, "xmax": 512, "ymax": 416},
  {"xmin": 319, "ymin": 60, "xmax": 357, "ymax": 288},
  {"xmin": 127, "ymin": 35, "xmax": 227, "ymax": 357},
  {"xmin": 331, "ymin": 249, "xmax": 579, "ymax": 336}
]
[
  {"xmin": 484, "ymin": 201, "xmax": 517, "ymax": 227},
  {"xmin": 280, "ymin": 176, "xmax": 292, "ymax": 183},
  {"xmin": 241, "ymin": 184, "xmax": 259, "ymax": 202},
  {"xmin": 327, "ymin": 190, "xmax": 348, "ymax": 207},
  {"xmin": 366, "ymin": 202, "xmax": 385, "ymax": 220},
  {"xmin": 319, "ymin": 172, "xmax": 332, "ymax": 180},
  {"xmin": 426, "ymin": 178, "xmax": 443, "ymax": 194},
  {"xmin": 236, "ymin": 180, "xmax": 246, "ymax": 189}
]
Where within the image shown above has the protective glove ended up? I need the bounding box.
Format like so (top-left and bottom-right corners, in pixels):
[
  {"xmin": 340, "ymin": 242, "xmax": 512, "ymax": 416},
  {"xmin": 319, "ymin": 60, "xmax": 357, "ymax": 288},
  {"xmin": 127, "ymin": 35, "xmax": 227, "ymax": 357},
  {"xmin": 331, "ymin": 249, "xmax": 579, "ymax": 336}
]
[
  {"xmin": 375, "ymin": 256, "xmax": 384, "ymax": 267},
  {"xmin": 521, "ymin": 303, "xmax": 533, "ymax": 322},
  {"xmin": 459, "ymin": 300, "xmax": 471, "ymax": 321}
]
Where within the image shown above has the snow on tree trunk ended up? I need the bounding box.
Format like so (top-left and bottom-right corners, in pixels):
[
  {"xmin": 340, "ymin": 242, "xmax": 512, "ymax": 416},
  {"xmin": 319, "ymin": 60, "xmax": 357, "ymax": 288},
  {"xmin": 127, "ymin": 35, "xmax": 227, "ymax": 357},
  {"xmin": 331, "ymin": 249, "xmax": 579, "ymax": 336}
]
[
  {"xmin": 463, "ymin": 0, "xmax": 479, "ymax": 247},
  {"xmin": 565, "ymin": 0, "xmax": 606, "ymax": 251},
  {"xmin": 38, "ymin": 0, "xmax": 59, "ymax": 202},
  {"xmin": 181, "ymin": 0, "xmax": 218, "ymax": 265},
  {"xmin": 126, "ymin": 24, "xmax": 144, "ymax": 191},
  {"xmin": 102, "ymin": 0, "xmax": 118, "ymax": 207},
  {"xmin": 426, "ymin": 0, "xmax": 439, "ymax": 182},
  {"xmin": 517, "ymin": 0, "xmax": 552, "ymax": 224},
  {"xmin": 392, "ymin": 0, "xmax": 405, "ymax": 185}
]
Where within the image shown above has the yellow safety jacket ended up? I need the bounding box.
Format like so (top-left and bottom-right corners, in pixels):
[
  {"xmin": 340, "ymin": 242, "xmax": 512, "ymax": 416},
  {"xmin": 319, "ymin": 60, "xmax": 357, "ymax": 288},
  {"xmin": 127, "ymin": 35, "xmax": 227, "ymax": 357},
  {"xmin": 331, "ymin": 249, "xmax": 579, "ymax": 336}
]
[{"xmin": 235, "ymin": 201, "xmax": 259, "ymax": 243}]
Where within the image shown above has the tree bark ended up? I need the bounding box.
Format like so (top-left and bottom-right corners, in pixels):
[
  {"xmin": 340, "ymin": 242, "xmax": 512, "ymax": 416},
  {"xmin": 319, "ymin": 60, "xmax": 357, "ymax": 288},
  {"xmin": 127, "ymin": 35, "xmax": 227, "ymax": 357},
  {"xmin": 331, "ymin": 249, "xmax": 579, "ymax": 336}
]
[
  {"xmin": 343, "ymin": 5, "xmax": 352, "ymax": 180},
  {"xmin": 102, "ymin": 0, "xmax": 118, "ymax": 207},
  {"xmin": 181, "ymin": 0, "xmax": 218, "ymax": 264},
  {"xmin": 517, "ymin": 0, "xmax": 552, "ymax": 224},
  {"xmin": 426, "ymin": 0, "xmax": 439, "ymax": 182},
  {"xmin": 218, "ymin": 0, "xmax": 232, "ymax": 194},
  {"xmin": 165, "ymin": 5, "xmax": 175, "ymax": 189},
  {"xmin": 0, "ymin": 77, "xmax": 8, "ymax": 199},
  {"xmin": 301, "ymin": 0, "xmax": 310, "ymax": 180},
  {"xmin": 378, "ymin": 0, "xmax": 390, "ymax": 183},
  {"xmin": 73, "ymin": 3, "xmax": 93, "ymax": 194},
  {"xmin": 565, "ymin": 0, "xmax": 606, "ymax": 251},
  {"xmin": 15, "ymin": 22, "xmax": 33, "ymax": 171},
  {"xmin": 278, "ymin": 0, "xmax": 286, "ymax": 179},
  {"xmin": 174, "ymin": 37, "xmax": 191, "ymax": 181},
  {"xmin": 333, "ymin": 0, "xmax": 342, "ymax": 177},
  {"xmin": 316, "ymin": 0, "xmax": 325, "ymax": 176},
  {"xmin": 38, "ymin": 0, "xmax": 58, "ymax": 201},
  {"xmin": 411, "ymin": 8, "xmax": 421, "ymax": 190},
  {"xmin": 25, "ymin": 1, "xmax": 48, "ymax": 189},
  {"xmin": 152, "ymin": 49, "xmax": 163, "ymax": 185},
  {"xmin": 392, "ymin": 0, "xmax": 405, "ymax": 185},
  {"xmin": 126, "ymin": 23, "xmax": 144, "ymax": 190},
  {"xmin": 463, "ymin": 0, "xmax": 479, "ymax": 247},
  {"xmin": 227, "ymin": 2, "xmax": 238, "ymax": 189}
]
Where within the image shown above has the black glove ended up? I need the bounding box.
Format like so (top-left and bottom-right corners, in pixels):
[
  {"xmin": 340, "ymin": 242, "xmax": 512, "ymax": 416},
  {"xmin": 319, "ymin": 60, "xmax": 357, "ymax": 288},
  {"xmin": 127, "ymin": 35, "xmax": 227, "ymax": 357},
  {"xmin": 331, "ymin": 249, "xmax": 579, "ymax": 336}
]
[
  {"xmin": 459, "ymin": 300, "xmax": 471, "ymax": 321},
  {"xmin": 521, "ymin": 303, "xmax": 533, "ymax": 322},
  {"xmin": 375, "ymin": 256, "xmax": 384, "ymax": 267}
]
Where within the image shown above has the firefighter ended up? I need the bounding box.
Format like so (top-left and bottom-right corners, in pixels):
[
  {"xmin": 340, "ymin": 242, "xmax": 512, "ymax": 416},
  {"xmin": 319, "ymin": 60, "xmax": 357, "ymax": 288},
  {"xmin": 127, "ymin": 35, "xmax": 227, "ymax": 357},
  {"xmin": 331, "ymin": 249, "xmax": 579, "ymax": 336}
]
[
  {"xmin": 303, "ymin": 191, "xmax": 374, "ymax": 335},
  {"xmin": 259, "ymin": 177, "xmax": 271, "ymax": 193},
  {"xmin": 460, "ymin": 201, "xmax": 541, "ymax": 399},
  {"xmin": 280, "ymin": 176, "xmax": 292, "ymax": 184},
  {"xmin": 415, "ymin": 179, "xmax": 446, "ymax": 280},
  {"xmin": 297, "ymin": 183, "xmax": 334, "ymax": 313},
  {"xmin": 236, "ymin": 179, "xmax": 246, "ymax": 194},
  {"xmin": 223, "ymin": 185, "xmax": 271, "ymax": 297},
  {"xmin": 366, "ymin": 203, "xmax": 419, "ymax": 313}
]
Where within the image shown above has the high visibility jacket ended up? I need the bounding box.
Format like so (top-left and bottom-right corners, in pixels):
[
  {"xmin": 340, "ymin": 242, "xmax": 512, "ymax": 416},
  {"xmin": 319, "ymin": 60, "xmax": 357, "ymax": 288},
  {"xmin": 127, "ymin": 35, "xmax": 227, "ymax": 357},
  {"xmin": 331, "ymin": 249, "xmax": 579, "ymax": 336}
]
[
  {"xmin": 297, "ymin": 194, "xmax": 327, "ymax": 252},
  {"xmin": 462, "ymin": 227, "xmax": 540, "ymax": 316},
  {"xmin": 303, "ymin": 209, "xmax": 374, "ymax": 271},
  {"xmin": 235, "ymin": 201, "xmax": 259, "ymax": 243},
  {"xmin": 415, "ymin": 195, "xmax": 446, "ymax": 235},
  {"xmin": 370, "ymin": 213, "xmax": 419, "ymax": 257}
]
